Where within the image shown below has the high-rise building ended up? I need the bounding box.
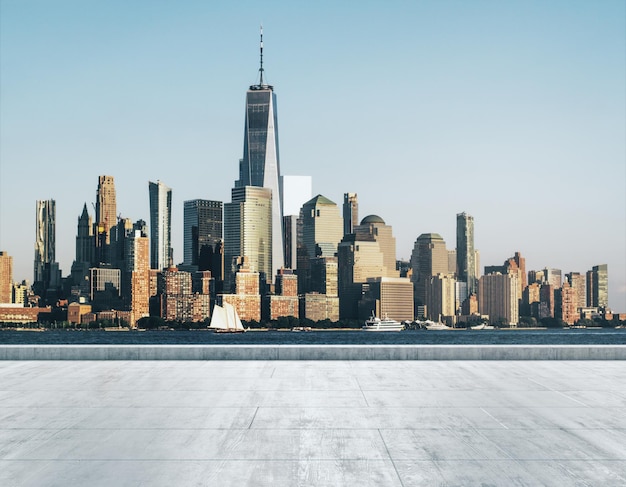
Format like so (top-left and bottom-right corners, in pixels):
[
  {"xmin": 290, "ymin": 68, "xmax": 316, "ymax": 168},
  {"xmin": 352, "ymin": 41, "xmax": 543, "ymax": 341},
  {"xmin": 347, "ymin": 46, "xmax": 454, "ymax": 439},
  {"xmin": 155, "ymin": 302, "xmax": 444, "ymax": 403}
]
[
  {"xmin": 33, "ymin": 199, "xmax": 61, "ymax": 296},
  {"xmin": 298, "ymin": 195, "xmax": 343, "ymax": 293},
  {"xmin": 95, "ymin": 175, "xmax": 117, "ymax": 247},
  {"xmin": 360, "ymin": 277, "xmax": 414, "ymax": 322},
  {"xmin": 543, "ymin": 268, "xmax": 562, "ymax": 289},
  {"xmin": 478, "ymin": 272, "xmax": 519, "ymax": 326},
  {"xmin": 224, "ymin": 186, "xmax": 272, "ymax": 292},
  {"xmin": 75, "ymin": 203, "xmax": 94, "ymax": 265},
  {"xmin": 410, "ymin": 233, "xmax": 449, "ymax": 308},
  {"xmin": 236, "ymin": 28, "xmax": 284, "ymax": 278},
  {"xmin": 586, "ymin": 264, "xmax": 608, "ymax": 308},
  {"xmin": 343, "ymin": 193, "xmax": 358, "ymax": 237},
  {"xmin": 425, "ymin": 274, "xmax": 457, "ymax": 323},
  {"xmin": 353, "ymin": 215, "xmax": 399, "ymax": 278},
  {"xmin": 556, "ymin": 281, "xmax": 578, "ymax": 325},
  {"xmin": 565, "ymin": 272, "xmax": 586, "ymax": 309},
  {"xmin": 0, "ymin": 251, "xmax": 13, "ymax": 303},
  {"xmin": 148, "ymin": 180, "xmax": 173, "ymax": 271},
  {"xmin": 338, "ymin": 214, "xmax": 398, "ymax": 320},
  {"xmin": 456, "ymin": 212, "xmax": 477, "ymax": 295},
  {"xmin": 124, "ymin": 229, "xmax": 150, "ymax": 326},
  {"xmin": 183, "ymin": 199, "xmax": 223, "ymax": 278}
]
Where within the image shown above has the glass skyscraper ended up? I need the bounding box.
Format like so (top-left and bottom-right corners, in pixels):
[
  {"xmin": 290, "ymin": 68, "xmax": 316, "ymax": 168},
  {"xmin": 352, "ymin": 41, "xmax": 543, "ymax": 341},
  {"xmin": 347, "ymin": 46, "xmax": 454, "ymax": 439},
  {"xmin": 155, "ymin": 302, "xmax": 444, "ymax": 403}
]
[
  {"xmin": 148, "ymin": 180, "xmax": 172, "ymax": 271},
  {"xmin": 456, "ymin": 212, "xmax": 477, "ymax": 295},
  {"xmin": 183, "ymin": 199, "xmax": 223, "ymax": 279},
  {"xmin": 235, "ymin": 28, "xmax": 284, "ymax": 278}
]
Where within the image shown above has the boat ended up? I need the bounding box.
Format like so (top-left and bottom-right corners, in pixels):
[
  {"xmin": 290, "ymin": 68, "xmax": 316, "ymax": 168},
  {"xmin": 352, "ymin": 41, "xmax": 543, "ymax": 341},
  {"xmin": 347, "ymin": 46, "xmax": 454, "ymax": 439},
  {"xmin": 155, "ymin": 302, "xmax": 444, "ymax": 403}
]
[
  {"xmin": 209, "ymin": 302, "xmax": 247, "ymax": 333},
  {"xmin": 417, "ymin": 320, "xmax": 451, "ymax": 330},
  {"xmin": 470, "ymin": 323, "xmax": 495, "ymax": 330},
  {"xmin": 362, "ymin": 313, "xmax": 404, "ymax": 331}
]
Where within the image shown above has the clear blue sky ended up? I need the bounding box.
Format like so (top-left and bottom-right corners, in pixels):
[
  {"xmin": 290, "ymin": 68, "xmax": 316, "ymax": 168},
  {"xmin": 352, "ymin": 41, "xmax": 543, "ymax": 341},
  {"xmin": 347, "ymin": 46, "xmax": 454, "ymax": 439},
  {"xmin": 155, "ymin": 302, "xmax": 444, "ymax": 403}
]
[{"xmin": 1, "ymin": 0, "xmax": 625, "ymax": 311}]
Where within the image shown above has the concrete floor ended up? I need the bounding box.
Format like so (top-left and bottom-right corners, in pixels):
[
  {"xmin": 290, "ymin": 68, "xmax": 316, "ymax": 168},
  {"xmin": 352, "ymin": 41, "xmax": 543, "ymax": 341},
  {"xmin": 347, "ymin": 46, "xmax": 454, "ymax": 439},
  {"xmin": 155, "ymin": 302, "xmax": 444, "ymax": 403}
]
[{"xmin": 1, "ymin": 360, "xmax": 625, "ymax": 486}]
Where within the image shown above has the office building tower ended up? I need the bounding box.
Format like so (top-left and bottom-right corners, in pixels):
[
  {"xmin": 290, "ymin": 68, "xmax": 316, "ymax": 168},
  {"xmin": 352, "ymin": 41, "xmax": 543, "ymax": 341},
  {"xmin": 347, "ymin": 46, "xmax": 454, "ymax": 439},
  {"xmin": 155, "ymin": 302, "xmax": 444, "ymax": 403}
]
[
  {"xmin": 456, "ymin": 212, "xmax": 477, "ymax": 295},
  {"xmin": 360, "ymin": 277, "xmax": 414, "ymax": 322},
  {"xmin": 158, "ymin": 267, "xmax": 210, "ymax": 322},
  {"xmin": 149, "ymin": 180, "xmax": 173, "ymax": 270},
  {"xmin": 586, "ymin": 264, "xmax": 608, "ymax": 308},
  {"xmin": 75, "ymin": 204, "xmax": 94, "ymax": 265},
  {"xmin": 338, "ymin": 235, "xmax": 384, "ymax": 320},
  {"xmin": 95, "ymin": 175, "xmax": 117, "ymax": 246},
  {"xmin": 543, "ymin": 268, "xmax": 562, "ymax": 289},
  {"xmin": 124, "ymin": 229, "xmax": 150, "ymax": 326},
  {"xmin": 89, "ymin": 266, "xmax": 122, "ymax": 310},
  {"xmin": 538, "ymin": 284, "xmax": 555, "ymax": 319},
  {"xmin": 224, "ymin": 186, "xmax": 272, "ymax": 292},
  {"xmin": 354, "ymin": 215, "xmax": 399, "ymax": 278},
  {"xmin": 236, "ymin": 28, "xmax": 284, "ymax": 278},
  {"xmin": 556, "ymin": 281, "xmax": 578, "ymax": 325},
  {"xmin": 478, "ymin": 272, "xmax": 519, "ymax": 326},
  {"xmin": 0, "ymin": 251, "xmax": 13, "ymax": 303},
  {"xmin": 565, "ymin": 272, "xmax": 586, "ymax": 309},
  {"xmin": 447, "ymin": 250, "xmax": 457, "ymax": 275},
  {"xmin": 425, "ymin": 274, "xmax": 457, "ymax": 323},
  {"xmin": 410, "ymin": 233, "xmax": 450, "ymax": 308},
  {"xmin": 269, "ymin": 269, "xmax": 299, "ymax": 320},
  {"xmin": 183, "ymin": 199, "xmax": 223, "ymax": 279},
  {"xmin": 343, "ymin": 193, "xmax": 358, "ymax": 237},
  {"xmin": 33, "ymin": 200, "xmax": 61, "ymax": 298},
  {"xmin": 298, "ymin": 195, "xmax": 343, "ymax": 293}
]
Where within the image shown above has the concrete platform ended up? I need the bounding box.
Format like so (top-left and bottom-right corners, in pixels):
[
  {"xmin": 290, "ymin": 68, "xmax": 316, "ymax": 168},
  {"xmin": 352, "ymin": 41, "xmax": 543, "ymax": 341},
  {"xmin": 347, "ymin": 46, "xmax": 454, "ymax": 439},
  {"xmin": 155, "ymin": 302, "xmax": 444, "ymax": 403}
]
[{"xmin": 1, "ymin": 360, "xmax": 625, "ymax": 486}]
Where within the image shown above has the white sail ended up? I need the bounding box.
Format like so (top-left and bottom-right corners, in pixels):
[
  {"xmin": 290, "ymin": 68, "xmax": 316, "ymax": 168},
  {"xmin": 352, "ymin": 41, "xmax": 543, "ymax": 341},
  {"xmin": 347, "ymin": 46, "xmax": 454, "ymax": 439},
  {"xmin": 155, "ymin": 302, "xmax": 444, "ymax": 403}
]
[
  {"xmin": 223, "ymin": 302, "xmax": 245, "ymax": 331},
  {"xmin": 209, "ymin": 305, "xmax": 229, "ymax": 330}
]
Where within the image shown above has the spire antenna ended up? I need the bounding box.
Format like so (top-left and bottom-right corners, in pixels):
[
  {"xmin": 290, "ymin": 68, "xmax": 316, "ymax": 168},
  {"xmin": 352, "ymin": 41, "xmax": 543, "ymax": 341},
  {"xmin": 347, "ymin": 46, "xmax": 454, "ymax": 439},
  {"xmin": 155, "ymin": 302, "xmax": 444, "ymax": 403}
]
[{"xmin": 259, "ymin": 24, "xmax": 264, "ymax": 86}]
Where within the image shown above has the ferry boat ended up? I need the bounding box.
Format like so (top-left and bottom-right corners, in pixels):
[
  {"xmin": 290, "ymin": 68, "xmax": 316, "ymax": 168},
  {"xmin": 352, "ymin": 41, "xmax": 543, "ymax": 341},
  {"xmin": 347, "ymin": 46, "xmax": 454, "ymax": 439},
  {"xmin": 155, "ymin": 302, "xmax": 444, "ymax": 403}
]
[{"xmin": 362, "ymin": 313, "xmax": 404, "ymax": 332}]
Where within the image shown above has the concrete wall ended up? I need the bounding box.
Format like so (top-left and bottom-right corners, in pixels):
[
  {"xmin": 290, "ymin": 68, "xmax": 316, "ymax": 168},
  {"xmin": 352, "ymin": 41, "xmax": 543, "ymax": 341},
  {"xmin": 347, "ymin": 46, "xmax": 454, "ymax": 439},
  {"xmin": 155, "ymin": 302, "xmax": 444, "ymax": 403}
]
[{"xmin": 1, "ymin": 345, "xmax": 626, "ymax": 360}]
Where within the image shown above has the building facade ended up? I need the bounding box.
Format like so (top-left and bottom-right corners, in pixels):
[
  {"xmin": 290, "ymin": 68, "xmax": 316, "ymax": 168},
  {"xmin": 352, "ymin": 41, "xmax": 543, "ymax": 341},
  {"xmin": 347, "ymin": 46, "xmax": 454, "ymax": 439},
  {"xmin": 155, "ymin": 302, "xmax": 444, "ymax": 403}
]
[
  {"xmin": 410, "ymin": 233, "xmax": 449, "ymax": 308},
  {"xmin": 0, "ymin": 251, "xmax": 12, "ymax": 303},
  {"xmin": 236, "ymin": 30, "xmax": 284, "ymax": 278},
  {"xmin": 149, "ymin": 180, "xmax": 173, "ymax": 271},
  {"xmin": 224, "ymin": 186, "xmax": 272, "ymax": 291},
  {"xmin": 456, "ymin": 212, "xmax": 477, "ymax": 295},
  {"xmin": 183, "ymin": 199, "xmax": 223, "ymax": 281}
]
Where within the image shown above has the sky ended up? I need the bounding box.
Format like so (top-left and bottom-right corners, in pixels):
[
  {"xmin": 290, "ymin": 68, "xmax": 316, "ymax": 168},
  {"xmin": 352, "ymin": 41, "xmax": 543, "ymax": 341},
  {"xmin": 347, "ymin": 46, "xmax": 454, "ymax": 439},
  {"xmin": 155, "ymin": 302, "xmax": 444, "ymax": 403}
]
[{"xmin": 1, "ymin": 0, "xmax": 625, "ymax": 311}]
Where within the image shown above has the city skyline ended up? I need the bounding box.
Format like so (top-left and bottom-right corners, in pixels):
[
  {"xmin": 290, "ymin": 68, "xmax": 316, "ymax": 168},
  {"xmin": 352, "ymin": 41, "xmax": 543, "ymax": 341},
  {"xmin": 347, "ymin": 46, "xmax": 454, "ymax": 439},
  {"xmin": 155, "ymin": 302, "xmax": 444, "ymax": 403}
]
[{"xmin": 0, "ymin": 1, "xmax": 624, "ymax": 311}]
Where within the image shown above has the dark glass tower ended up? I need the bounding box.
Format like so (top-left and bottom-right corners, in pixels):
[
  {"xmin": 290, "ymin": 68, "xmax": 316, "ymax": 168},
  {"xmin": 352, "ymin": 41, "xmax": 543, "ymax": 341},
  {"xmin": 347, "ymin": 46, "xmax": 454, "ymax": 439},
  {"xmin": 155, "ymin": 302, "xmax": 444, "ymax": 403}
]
[
  {"xmin": 456, "ymin": 212, "xmax": 477, "ymax": 295},
  {"xmin": 183, "ymin": 199, "xmax": 223, "ymax": 279},
  {"xmin": 235, "ymin": 27, "xmax": 284, "ymax": 278}
]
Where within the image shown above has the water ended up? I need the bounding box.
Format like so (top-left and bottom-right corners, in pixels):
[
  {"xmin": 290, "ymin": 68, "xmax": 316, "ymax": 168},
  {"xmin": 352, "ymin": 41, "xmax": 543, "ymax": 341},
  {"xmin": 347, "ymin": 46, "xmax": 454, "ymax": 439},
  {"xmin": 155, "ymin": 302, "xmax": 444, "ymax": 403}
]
[{"xmin": 2, "ymin": 328, "xmax": 626, "ymax": 345}]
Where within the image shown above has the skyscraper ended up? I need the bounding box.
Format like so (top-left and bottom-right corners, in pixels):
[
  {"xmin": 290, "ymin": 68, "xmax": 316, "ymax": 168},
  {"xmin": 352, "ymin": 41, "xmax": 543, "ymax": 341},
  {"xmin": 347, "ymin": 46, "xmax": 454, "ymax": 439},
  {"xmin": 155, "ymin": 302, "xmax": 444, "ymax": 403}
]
[
  {"xmin": 456, "ymin": 212, "xmax": 477, "ymax": 295},
  {"xmin": 343, "ymin": 193, "xmax": 358, "ymax": 237},
  {"xmin": 410, "ymin": 233, "xmax": 450, "ymax": 307},
  {"xmin": 236, "ymin": 27, "xmax": 284, "ymax": 278},
  {"xmin": 34, "ymin": 200, "xmax": 56, "ymax": 284},
  {"xmin": 298, "ymin": 195, "xmax": 343, "ymax": 293},
  {"xmin": 224, "ymin": 186, "xmax": 272, "ymax": 292},
  {"xmin": 124, "ymin": 229, "xmax": 150, "ymax": 326},
  {"xmin": 183, "ymin": 199, "xmax": 223, "ymax": 279},
  {"xmin": 148, "ymin": 180, "xmax": 172, "ymax": 270},
  {"xmin": 587, "ymin": 264, "xmax": 608, "ymax": 308},
  {"xmin": 95, "ymin": 175, "xmax": 117, "ymax": 246},
  {"xmin": 280, "ymin": 175, "xmax": 312, "ymax": 270},
  {"xmin": 0, "ymin": 251, "xmax": 12, "ymax": 303}
]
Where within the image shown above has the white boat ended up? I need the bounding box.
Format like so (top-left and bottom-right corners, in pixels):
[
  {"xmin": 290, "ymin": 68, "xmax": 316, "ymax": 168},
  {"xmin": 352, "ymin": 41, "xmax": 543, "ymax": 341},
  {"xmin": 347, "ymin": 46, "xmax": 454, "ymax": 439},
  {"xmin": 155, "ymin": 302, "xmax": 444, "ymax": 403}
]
[
  {"xmin": 362, "ymin": 313, "xmax": 404, "ymax": 331},
  {"xmin": 417, "ymin": 320, "xmax": 451, "ymax": 330},
  {"xmin": 209, "ymin": 302, "xmax": 247, "ymax": 333},
  {"xmin": 471, "ymin": 323, "xmax": 495, "ymax": 330}
]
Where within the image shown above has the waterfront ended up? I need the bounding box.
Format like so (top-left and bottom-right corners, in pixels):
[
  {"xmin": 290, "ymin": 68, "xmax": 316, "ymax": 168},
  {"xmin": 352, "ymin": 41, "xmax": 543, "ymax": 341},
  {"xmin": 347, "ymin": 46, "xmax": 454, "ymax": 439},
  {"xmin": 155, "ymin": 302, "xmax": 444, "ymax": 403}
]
[{"xmin": 1, "ymin": 327, "xmax": 626, "ymax": 345}]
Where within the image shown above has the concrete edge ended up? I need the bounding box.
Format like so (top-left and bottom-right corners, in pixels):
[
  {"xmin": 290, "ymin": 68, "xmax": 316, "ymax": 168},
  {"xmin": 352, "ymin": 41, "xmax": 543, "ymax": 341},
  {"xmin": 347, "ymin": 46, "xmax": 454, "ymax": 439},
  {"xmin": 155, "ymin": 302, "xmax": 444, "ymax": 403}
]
[{"xmin": 1, "ymin": 345, "xmax": 626, "ymax": 360}]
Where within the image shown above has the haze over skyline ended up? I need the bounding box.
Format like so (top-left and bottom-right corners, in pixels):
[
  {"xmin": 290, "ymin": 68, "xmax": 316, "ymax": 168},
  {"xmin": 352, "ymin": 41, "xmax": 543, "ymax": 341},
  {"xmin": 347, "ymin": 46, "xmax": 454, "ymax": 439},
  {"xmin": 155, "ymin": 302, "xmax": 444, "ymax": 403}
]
[{"xmin": 1, "ymin": 0, "xmax": 624, "ymax": 311}]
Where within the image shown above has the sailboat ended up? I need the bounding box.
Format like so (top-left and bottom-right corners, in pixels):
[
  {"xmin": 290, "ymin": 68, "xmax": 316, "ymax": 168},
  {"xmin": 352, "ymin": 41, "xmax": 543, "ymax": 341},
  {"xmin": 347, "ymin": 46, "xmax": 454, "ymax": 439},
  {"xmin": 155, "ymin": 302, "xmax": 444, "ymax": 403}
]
[{"xmin": 209, "ymin": 302, "xmax": 247, "ymax": 333}]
